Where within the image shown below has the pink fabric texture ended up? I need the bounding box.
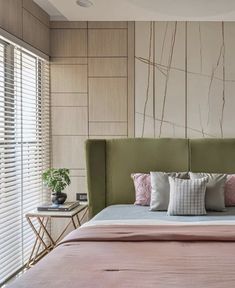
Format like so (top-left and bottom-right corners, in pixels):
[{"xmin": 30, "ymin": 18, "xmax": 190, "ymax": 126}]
[
  {"xmin": 131, "ymin": 173, "xmax": 151, "ymax": 206},
  {"xmin": 225, "ymin": 174, "xmax": 235, "ymax": 206}
]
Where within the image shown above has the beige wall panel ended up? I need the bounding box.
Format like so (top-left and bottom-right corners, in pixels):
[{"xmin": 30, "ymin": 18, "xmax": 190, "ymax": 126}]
[
  {"xmin": 128, "ymin": 22, "xmax": 135, "ymax": 137},
  {"xmin": 135, "ymin": 21, "xmax": 153, "ymax": 59},
  {"xmin": 187, "ymin": 22, "xmax": 224, "ymax": 138},
  {"xmin": 219, "ymin": 22, "xmax": 235, "ymax": 137},
  {"xmin": 88, "ymin": 21, "xmax": 127, "ymax": 29},
  {"xmin": 64, "ymin": 176, "xmax": 88, "ymax": 201},
  {"xmin": 135, "ymin": 22, "xmax": 154, "ymax": 137},
  {"xmin": 23, "ymin": 0, "xmax": 49, "ymax": 27},
  {"xmin": 52, "ymin": 107, "xmax": 88, "ymax": 135},
  {"xmin": 88, "ymin": 58, "xmax": 127, "ymax": 77},
  {"xmin": 88, "ymin": 29, "xmax": 127, "ymax": 57},
  {"xmin": 51, "ymin": 93, "xmax": 88, "ymax": 107},
  {"xmin": 50, "ymin": 21, "xmax": 87, "ymax": 29},
  {"xmin": 51, "ymin": 65, "xmax": 87, "ymax": 93},
  {"xmin": 51, "ymin": 57, "xmax": 88, "ymax": 65},
  {"xmin": 89, "ymin": 78, "xmax": 127, "ymax": 121},
  {"xmin": 50, "ymin": 29, "xmax": 87, "ymax": 57},
  {"xmin": 0, "ymin": 0, "xmax": 23, "ymax": 38},
  {"xmin": 70, "ymin": 169, "xmax": 86, "ymax": 177},
  {"xmin": 135, "ymin": 21, "xmax": 235, "ymax": 139},
  {"xmin": 154, "ymin": 22, "xmax": 185, "ymax": 138},
  {"xmin": 52, "ymin": 136, "xmax": 87, "ymax": 169},
  {"xmin": 89, "ymin": 122, "xmax": 127, "ymax": 136},
  {"xmin": 135, "ymin": 21, "xmax": 185, "ymax": 138},
  {"xmin": 135, "ymin": 113, "xmax": 156, "ymax": 138},
  {"xmin": 135, "ymin": 59, "xmax": 154, "ymax": 137},
  {"xmin": 89, "ymin": 136, "xmax": 125, "ymax": 139},
  {"xmin": 23, "ymin": 9, "xmax": 50, "ymax": 54}
]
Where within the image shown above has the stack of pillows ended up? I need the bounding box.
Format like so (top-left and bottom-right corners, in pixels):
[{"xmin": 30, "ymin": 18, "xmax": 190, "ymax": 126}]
[{"xmin": 131, "ymin": 172, "xmax": 235, "ymax": 215}]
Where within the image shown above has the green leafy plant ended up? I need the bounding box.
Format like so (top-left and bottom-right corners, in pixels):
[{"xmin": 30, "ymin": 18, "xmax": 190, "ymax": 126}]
[{"xmin": 42, "ymin": 168, "xmax": 71, "ymax": 193}]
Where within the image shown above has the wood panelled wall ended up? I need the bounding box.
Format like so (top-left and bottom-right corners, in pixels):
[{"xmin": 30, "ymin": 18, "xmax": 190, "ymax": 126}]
[
  {"xmin": 50, "ymin": 21, "xmax": 134, "ymax": 202},
  {"xmin": 0, "ymin": 0, "xmax": 50, "ymax": 55}
]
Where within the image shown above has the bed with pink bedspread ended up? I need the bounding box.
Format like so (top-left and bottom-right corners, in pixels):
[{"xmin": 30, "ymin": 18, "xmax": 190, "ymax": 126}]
[{"xmin": 8, "ymin": 208, "xmax": 235, "ymax": 288}]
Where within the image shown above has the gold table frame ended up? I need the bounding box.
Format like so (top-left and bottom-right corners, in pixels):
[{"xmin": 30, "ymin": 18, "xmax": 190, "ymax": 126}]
[{"xmin": 25, "ymin": 204, "xmax": 88, "ymax": 268}]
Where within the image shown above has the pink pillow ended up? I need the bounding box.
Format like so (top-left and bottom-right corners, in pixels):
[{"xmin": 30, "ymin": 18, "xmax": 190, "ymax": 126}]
[
  {"xmin": 131, "ymin": 173, "xmax": 151, "ymax": 206},
  {"xmin": 225, "ymin": 175, "xmax": 235, "ymax": 206}
]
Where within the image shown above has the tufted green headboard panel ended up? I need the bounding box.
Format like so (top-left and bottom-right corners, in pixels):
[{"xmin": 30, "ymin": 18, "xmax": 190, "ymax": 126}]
[{"xmin": 86, "ymin": 138, "xmax": 235, "ymax": 217}]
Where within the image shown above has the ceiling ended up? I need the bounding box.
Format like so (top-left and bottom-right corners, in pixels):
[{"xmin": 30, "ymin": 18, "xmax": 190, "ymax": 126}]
[{"xmin": 34, "ymin": 0, "xmax": 235, "ymax": 21}]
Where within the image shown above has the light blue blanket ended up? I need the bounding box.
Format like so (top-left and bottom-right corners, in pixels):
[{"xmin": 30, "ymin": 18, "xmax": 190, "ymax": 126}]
[{"xmin": 92, "ymin": 204, "xmax": 235, "ymax": 222}]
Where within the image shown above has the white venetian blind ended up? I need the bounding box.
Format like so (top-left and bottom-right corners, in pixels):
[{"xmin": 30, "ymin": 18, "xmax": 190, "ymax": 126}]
[{"xmin": 0, "ymin": 36, "xmax": 50, "ymax": 285}]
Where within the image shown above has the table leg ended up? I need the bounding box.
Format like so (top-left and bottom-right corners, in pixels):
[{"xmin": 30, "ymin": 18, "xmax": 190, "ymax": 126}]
[
  {"xmin": 80, "ymin": 207, "xmax": 89, "ymax": 223},
  {"xmin": 26, "ymin": 216, "xmax": 50, "ymax": 251},
  {"xmin": 71, "ymin": 216, "xmax": 77, "ymax": 229},
  {"xmin": 55, "ymin": 219, "xmax": 72, "ymax": 244},
  {"xmin": 33, "ymin": 217, "xmax": 49, "ymax": 261},
  {"xmin": 37, "ymin": 216, "xmax": 56, "ymax": 247},
  {"xmin": 26, "ymin": 217, "xmax": 44, "ymax": 268},
  {"xmin": 76, "ymin": 213, "xmax": 81, "ymax": 227}
]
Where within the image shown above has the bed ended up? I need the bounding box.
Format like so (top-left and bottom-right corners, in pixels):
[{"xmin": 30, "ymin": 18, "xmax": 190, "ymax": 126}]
[{"xmin": 8, "ymin": 138, "xmax": 235, "ymax": 288}]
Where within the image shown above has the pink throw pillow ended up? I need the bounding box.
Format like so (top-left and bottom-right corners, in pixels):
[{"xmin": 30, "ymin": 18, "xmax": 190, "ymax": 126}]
[
  {"xmin": 131, "ymin": 173, "xmax": 151, "ymax": 206},
  {"xmin": 225, "ymin": 175, "xmax": 235, "ymax": 206}
]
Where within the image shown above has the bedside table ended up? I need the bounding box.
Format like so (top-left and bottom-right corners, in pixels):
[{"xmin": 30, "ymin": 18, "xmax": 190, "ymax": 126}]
[{"xmin": 25, "ymin": 204, "xmax": 88, "ymax": 268}]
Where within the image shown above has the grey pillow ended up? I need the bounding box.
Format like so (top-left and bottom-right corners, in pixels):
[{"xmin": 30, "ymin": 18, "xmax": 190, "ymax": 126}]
[
  {"xmin": 189, "ymin": 172, "xmax": 227, "ymax": 211},
  {"xmin": 150, "ymin": 172, "xmax": 189, "ymax": 211},
  {"xmin": 167, "ymin": 177, "xmax": 208, "ymax": 216}
]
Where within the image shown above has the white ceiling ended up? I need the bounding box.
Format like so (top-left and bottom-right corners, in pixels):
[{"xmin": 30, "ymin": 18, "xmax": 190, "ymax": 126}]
[{"xmin": 34, "ymin": 0, "xmax": 235, "ymax": 21}]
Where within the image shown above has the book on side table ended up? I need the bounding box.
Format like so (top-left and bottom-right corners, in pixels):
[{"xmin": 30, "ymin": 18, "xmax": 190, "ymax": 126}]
[{"xmin": 37, "ymin": 201, "xmax": 80, "ymax": 212}]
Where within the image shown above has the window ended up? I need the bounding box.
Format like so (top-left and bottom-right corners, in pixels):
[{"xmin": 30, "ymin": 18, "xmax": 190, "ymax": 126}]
[{"xmin": 0, "ymin": 36, "xmax": 50, "ymax": 285}]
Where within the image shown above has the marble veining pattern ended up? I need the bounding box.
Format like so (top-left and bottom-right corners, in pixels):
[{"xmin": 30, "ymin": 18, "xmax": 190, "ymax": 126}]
[{"xmin": 135, "ymin": 21, "xmax": 235, "ymax": 138}]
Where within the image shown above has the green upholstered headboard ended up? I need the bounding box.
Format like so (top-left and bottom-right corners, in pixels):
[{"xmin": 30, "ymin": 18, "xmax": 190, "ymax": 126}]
[{"xmin": 86, "ymin": 138, "xmax": 235, "ymax": 217}]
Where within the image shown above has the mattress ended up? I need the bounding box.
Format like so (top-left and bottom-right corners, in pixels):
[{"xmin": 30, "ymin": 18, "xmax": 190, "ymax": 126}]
[{"xmin": 91, "ymin": 204, "xmax": 235, "ymax": 223}]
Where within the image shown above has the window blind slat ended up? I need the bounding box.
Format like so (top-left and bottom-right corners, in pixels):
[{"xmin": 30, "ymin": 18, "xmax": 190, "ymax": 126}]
[{"xmin": 0, "ymin": 36, "xmax": 50, "ymax": 285}]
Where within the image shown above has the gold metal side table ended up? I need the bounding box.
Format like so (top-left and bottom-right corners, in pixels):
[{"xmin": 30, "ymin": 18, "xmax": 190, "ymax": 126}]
[{"xmin": 25, "ymin": 204, "xmax": 88, "ymax": 268}]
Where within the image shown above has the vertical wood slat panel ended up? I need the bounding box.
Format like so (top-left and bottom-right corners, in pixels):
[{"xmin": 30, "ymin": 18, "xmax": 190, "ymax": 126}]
[
  {"xmin": 0, "ymin": 0, "xmax": 23, "ymax": 38},
  {"xmin": 88, "ymin": 58, "xmax": 127, "ymax": 77},
  {"xmin": 50, "ymin": 21, "xmax": 87, "ymax": 29},
  {"xmin": 0, "ymin": 0, "xmax": 50, "ymax": 55},
  {"xmin": 23, "ymin": 9, "xmax": 50, "ymax": 55},
  {"xmin": 50, "ymin": 64, "xmax": 88, "ymax": 93},
  {"xmin": 52, "ymin": 107, "xmax": 88, "ymax": 135},
  {"xmin": 88, "ymin": 22, "xmax": 128, "ymax": 29},
  {"xmin": 89, "ymin": 122, "xmax": 127, "ymax": 136},
  {"xmin": 88, "ymin": 29, "xmax": 128, "ymax": 57},
  {"xmin": 128, "ymin": 22, "xmax": 135, "ymax": 137},
  {"xmin": 52, "ymin": 136, "xmax": 87, "ymax": 169},
  {"xmin": 50, "ymin": 29, "xmax": 87, "ymax": 57},
  {"xmin": 89, "ymin": 78, "xmax": 128, "ymax": 122},
  {"xmin": 50, "ymin": 22, "xmax": 133, "ymax": 179},
  {"xmin": 49, "ymin": 21, "xmax": 134, "ymax": 238},
  {"xmin": 23, "ymin": 0, "xmax": 49, "ymax": 27}
]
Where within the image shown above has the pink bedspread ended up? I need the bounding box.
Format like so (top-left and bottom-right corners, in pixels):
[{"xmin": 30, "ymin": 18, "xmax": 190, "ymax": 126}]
[{"xmin": 8, "ymin": 224, "xmax": 235, "ymax": 288}]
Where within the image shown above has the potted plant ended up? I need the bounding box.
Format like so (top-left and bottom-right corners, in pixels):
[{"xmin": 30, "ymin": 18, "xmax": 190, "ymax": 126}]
[{"xmin": 42, "ymin": 168, "xmax": 71, "ymax": 205}]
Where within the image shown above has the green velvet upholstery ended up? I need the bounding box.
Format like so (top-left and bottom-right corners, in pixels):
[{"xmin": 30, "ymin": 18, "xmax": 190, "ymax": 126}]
[
  {"xmin": 86, "ymin": 140, "xmax": 106, "ymax": 217},
  {"xmin": 86, "ymin": 138, "xmax": 235, "ymax": 217},
  {"xmin": 190, "ymin": 138, "xmax": 235, "ymax": 173},
  {"xmin": 105, "ymin": 138, "xmax": 189, "ymax": 206},
  {"xmin": 86, "ymin": 138, "xmax": 189, "ymax": 217}
]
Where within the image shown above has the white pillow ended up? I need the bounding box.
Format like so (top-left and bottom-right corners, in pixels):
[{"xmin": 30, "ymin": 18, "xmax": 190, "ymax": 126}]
[
  {"xmin": 189, "ymin": 172, "xmax": 227, "ymax": 211},
  {"xmin": 150, "ymin": 172, "xmax": 189, "ymax": 211},
  {"xmin": 167, "ymin": 177, "xmax": 208, "ymax": 216}
]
